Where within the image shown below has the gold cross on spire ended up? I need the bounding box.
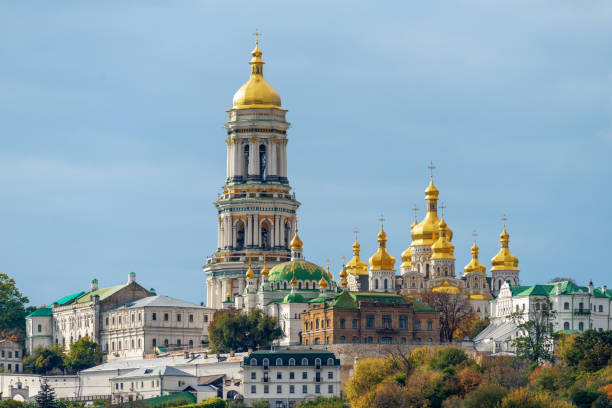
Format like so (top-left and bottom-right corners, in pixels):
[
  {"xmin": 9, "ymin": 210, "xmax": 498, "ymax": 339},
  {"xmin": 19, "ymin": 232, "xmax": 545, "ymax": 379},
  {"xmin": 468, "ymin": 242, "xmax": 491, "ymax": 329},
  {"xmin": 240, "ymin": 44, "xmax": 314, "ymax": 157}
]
[
  {"xmin": 353, "ymin": 227, "xmax": 359, "ymax": 242},
  {"xmin": 378, "ymin": 213, "xmax": 386, "ymax": 229},
  {"xmin": 412, "ymin": 204, "xmax": 419, "ymax": 219},
  {"xmin": 252, "ymin": 28, "xmax": 262, "ymax": 44},
  {"xmin": 342, "ymin": 255, "xmax": 346, "ymax": 266},
  {"xmin": 428, "ymin": 161, "xmax": 436, "ymax": 178},
  {"xmin": 472, "ymin": 230, "xmax": 478, "ymax": 243},
  {"xmin": 439, "ymin": 202, "xmax": 446, "ymax": 217},
  {"xmin": 502, "ymin": 214, "xmax": 508, "ymax": 227},
  {"xmin": 326, "ymin": 258, "xmax": 330, "ymax": 273}
]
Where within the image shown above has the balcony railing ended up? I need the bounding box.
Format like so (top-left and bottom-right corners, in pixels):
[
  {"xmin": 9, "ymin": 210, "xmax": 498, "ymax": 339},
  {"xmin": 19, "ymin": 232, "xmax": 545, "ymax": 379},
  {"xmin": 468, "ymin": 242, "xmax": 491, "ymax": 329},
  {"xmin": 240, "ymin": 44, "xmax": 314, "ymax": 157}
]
[{"xmin": 574, "ymin": 309, "xmax": 591, "ymax": 315}]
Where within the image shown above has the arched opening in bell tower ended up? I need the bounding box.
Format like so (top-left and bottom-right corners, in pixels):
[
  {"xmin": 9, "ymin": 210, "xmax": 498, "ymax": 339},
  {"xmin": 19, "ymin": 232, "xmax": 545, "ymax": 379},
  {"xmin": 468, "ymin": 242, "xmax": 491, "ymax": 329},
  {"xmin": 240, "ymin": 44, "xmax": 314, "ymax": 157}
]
[
  {"xmin": 261, "ymin": 220, "xmax": 271, "ymax": 249},
  {"xmin": 243, "ymin": 144, "xmax": 249, "ymax": 176},
  {"xmin": 259, "ymin": 144, "xmax": 267, "ymax": 179},
  {"xmin": 235, "ymin": 220, "xmax": 245, "ymax": 250}
]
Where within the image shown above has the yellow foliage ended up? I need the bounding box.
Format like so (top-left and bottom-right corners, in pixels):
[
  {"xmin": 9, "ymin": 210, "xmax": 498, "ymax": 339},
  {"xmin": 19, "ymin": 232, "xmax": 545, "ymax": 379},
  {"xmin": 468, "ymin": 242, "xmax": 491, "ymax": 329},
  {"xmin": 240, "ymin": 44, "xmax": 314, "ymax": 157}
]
[
  {"xmin": 345, "ymin": 358, "xmax": 393, "ymax": 408},
  {"xmin": 500, "ymin": 388, "xmax": 574, "ymax": 408}
]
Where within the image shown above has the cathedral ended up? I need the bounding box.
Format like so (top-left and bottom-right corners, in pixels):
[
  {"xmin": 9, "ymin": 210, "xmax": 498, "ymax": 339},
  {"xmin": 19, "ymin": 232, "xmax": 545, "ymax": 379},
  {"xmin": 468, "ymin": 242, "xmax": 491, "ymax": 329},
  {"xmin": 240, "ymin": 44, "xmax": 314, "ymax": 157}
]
[{"xmin": 203, "ymin": 39, "xmax": 522, "ymax": 344}]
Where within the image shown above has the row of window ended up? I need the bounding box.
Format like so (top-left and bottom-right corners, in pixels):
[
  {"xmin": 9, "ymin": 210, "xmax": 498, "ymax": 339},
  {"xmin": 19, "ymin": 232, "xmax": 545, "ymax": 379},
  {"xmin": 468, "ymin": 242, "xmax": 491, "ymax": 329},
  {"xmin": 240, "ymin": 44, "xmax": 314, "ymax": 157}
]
[
  {"xmin": 250, "ymin": 384, "xmax": 334, "ymax": 395},
  {"xmin": 107, "ymin": 338, "xmax": 196, "ymax": 352},
  {"xmin": 0, "ymin": 350, "xmax": 18, "ymax": 358},
  {"xmin": 305, "ymin": 316, "xmax": 433, "ymax": 331},
  {"xmin": 305, "ymin": 337, "xmax": 434, "ymax": 345},
  {"xmin": 0, "ymin": 363, "xmax": 18, "ymax": 372},
  {"xmin": 251, "ymin": 371, "xmax": 334, "ymax": 380},
  {"xmin": 114, "ymin": 380, "xmax": 160, "ymax": 391},
  {"xmin": 250, "ymin": 357, "xmax": 335, "ymax": 367},
  {"xmin": 105, "ymin": 312, "xmax": 203, "ymax": 327}
]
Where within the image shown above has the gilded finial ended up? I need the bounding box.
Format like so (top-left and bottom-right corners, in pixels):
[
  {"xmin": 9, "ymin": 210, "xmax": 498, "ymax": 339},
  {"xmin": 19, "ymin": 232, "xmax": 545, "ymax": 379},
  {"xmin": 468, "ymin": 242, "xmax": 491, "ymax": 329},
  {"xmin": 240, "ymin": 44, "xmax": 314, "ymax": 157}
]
[
  {"xmin": 342, "ymin": 255, "xmax": 346, "ymax": 266},
  {"xmin": 353, "ymin": 227, "xmax": 359, "ymax": 242},
  {"xmin": 252, "ymin": 28, "xmax": 262, "ymax": 45},
  {"xmin": 428, "ymin": 161, "xmax": 436, "ymax": 179},
  {"xmin": 378, "ymin": 213, "xmax": 386, "ymax": 230},
  {"xmin": 472, "ymin": 230, "xmax": 478, "ymax": 244},
  {"xmin": 502, "ymin": 214, "xmax": 508, "ymax": 228},
  {"xmin": 326, "ymin": 258, "xmax": 330, "ymax": 273},
  {"xmin": 439, "ymin": 202, "xmax": 446, "ymax": 218}
]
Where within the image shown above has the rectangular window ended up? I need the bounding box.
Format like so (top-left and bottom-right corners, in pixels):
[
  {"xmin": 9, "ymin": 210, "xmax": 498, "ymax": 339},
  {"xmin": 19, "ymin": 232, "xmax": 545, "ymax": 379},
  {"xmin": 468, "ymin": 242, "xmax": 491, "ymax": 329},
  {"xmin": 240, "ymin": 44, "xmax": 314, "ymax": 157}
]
[
  {"xmin": 264, "ymin": 385, "xmax": 269, "ymax": 394},
  {"xmin": 352, "ymin": 319, "xmax": 358, "ymax": 329},
  {"xmin": 427, "ymin": 321, "xmax": 433, "ymax": 331},
  {"xmin": 302, "ymin": 385, "xmax": 307, "ymax": 394},
  {"xmin": 177, "ymin": 314, "xmax": 181, "ymax": 322},
  {"xmin": 328, "ymin": 385, "xmax": 333, "ymax": 394},
  {"xmin": 328, "ymin": 371, "xmax": 333, "ymax": 379},
  {"xmin": 399, "ymin": 316, "xmax": 408, "ymax": 329},
  {"xmin": 277, "ymin": 385, "xmax": 282, "ymax": 394},
  {"xmin": 289, "ymin": 385, "xmax": 294, "ymax": 394},
  {"xmin": 366, "ymin": 315, "xmax": 375, "ymax": 329},
  {"xmin": 302, "ymin": 371, "xmax": 307, "ymax": 380},
  {"xmin": 251, "ymin": 372, "xmax": 256, "ymax": 380},
  {"xmin": 251, "ymin": 385, "xmax": 256, "ymax": 394},
  {"xmin": 204, "ymin": 315, "xmax": 209, "ymax": 323},
  {"xmin": 415, "ymin": 320, "xmax": 421, "ymax": 330},
  {"xmin": 382, "ymin": 315, "xmax": 392, "ymax": 329},
  {"xmin": 152, "ymin": 313, "xmax": 157, "ymax": 321},
  {"xmin": 289, "ymin": 372, "xmax": 294, "ymax": 379},
  {"xmin": 189, "ymin": 314, "xmax": 194, "ymax": 322},
  {"xmin": 164, "ymin": 313, "xmax": 169, "ymax": 321},
  {"xmin": 14, "ymin": 351, "xmax": 19, "ymax": 358},
  {"xmin": 277, "ymin": 372, "xmax": 282, "ymax": 379},
  {"xmin": 315, "ymin": 385, "xmax": 320, "ymax": 394}
]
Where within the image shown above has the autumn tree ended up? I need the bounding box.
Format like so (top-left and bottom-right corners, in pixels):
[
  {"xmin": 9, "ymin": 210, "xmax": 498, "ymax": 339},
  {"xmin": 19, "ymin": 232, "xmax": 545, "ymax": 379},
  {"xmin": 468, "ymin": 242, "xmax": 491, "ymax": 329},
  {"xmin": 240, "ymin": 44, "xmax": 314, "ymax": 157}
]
[
  {"xmin": 421, "ymin": 291, "xmax": 473, "ymax": 342},
  {"xmin": 64, "ymin": 336, "xmax": 103, "ymax": 372},
  {"xmin": 510, "ymin": 297, "xmax": 556, "ymax": 362},
  {"xmin": 560, "ymin": 330, "xmax": 612, "ymax": 372},
  {"xmin": 23, "ymin": 345, "xmax": 65, "ymax": 374}
]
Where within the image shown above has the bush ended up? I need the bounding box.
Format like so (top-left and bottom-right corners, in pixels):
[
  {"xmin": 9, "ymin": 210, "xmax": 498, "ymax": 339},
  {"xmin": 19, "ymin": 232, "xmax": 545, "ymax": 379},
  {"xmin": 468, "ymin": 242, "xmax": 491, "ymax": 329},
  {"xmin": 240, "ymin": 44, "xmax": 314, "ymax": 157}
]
[
  {"xmin": 251, "ymin": 402, "xmax": 269, "ymax": 408},
  {"xmin": 571, "ymin": 389, "xmax": 603, "ymax": 408},
  {"xmin": 174, "ymin": 398, "xmax": 226, "ymax": 408},
  {"xmin": 529, "ymin": 366, "xmax": 560, "ymax": 392},
  {"xmin": 500, "ymin": 388, "xmax": 574, "ymax": 408},
  {"xmin": 295, "ymin": 396, "xmax": 347, "ymax": 408},
  {"xmin": 430, "ymin": 348, "xmax": 468, "ymax": 370},
  {"xmin": 561, "ymin": 330, "xmax": 612, "ymax": 373},
  {"xmin": 463, "ymin": 384, "xmax": 509, "ymax": 408}
]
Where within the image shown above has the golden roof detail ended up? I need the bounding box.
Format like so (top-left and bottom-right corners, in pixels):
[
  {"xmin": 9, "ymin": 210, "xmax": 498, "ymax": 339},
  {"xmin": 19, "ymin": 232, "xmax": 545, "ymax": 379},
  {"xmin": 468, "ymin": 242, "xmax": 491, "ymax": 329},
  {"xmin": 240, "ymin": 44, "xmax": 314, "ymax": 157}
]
[
  {"xmin": 468, "ymin": 293, "xmax": 491, "ymax": 300},
  {"xmin": 431, "ymin": 279, "xmax": 461, "ymax": 294},
  {"xmin": 464, "ymin": 241, "xmax": 486, "ymax": 274},
  {"xmin": 400, "ymin": 246, "xmax": 412, "ymax": 269},
  {"xmin": 261, "ymin": 256, "xmax": 270, "ymax": 278},
  {"xmin": 491, "ymin": 226, "xmax": 519, "ymax": 271},
  {"xmin": 411, "ymin": 177, "xmax": 442, "ymax": 246},
  {"xmin": 245, "ymin": 263, "xmax": 255, "ymax": 279},
  {"xmin": 368, "ymin": 227, "xmax": 396, "ymax": 271},
  {"xmin": 232, "ymin": 42, "xmax": 282, "ymax": 110},
  {"xmin": 290, "ymin": 231, "xmax": 303, "ymax": 250},
  {"xmin": 318, "ymin": 276, "xmax": 328, "ymax": 289},
  {"xmin": 431, "ymin": 218, "xmax": 455, "ymax": 260},
  {"xmin": 346, "ymin": 239, "xmax": 368, "ymax": 275}
]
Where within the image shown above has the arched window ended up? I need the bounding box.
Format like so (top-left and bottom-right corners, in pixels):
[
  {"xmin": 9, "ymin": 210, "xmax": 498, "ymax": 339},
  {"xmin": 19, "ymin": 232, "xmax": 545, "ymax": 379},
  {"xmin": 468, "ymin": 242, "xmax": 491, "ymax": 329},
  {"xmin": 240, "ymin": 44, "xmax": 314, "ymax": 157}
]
[
  {"xmin": 327, "ymin": 358, "xmax": 334, "ymax": 366},
  {"xmin": 578, "ymin": 322, "xmax": 584, "ymax": 331},
  {"xmin": 284, "ymin": 221, "xmax": 291, "ymax": 248},
  {"xmin": 374, "ymin": 279, "xmax": 379, "ymax": 290},
  {"xmin": 316, "ymin": 320, "xmax": 319, "ymax": 329},
  {"xmin": 283, "ymin": 282, "xmax": 287, "ymax": 290},
  {"xmin": 250, "ymin": 358, "xmax": 257, "ymax": 366},
  {"xmin": 243, "ymin": 145, "xmax": 249, "ymax": 176},
  {"xmin": 426, "ymin": 264, "xmax": 430, "ymax": 277},
  {"xmin": 261, "ymin": 220, "xmax": 271, "ymax": 249},
  {"xmin": 276, "ymin": 358, "xmax": 283, "ymax": 366},
  {"xmin": 383, "ymin": 279, "xmax": 388, "ymax": 290},
  {"xmin": 579, "ymin": 302, "xmax": 584, "ymax": 311},
  {"xmin": 315, "ymin": 358, "xmax": 321, "ymax": 368},
  {"xmin": 301, "ymin": 358, "xmax": 308, "ymax": 366},
  {"xmin": 259, "ymin": 144, "xmax": 267, "ymax": 178},
  {"xmin": 298, "ymin": 282, "xmax": 302, "ymax": 289},
  {"xmin": 152, "ymin": 338, "xmax": 156, "ymax": 347},
  {"xmin": 340, "ymin": 319, "xmax": 345, "ymax": 329},
  {"xmin": 563, "ymin": 322, "xmax": 570, "ymax": 330},
  {"xmin": 305, "ymin": 282, "xmax": 309, "ymax": 289},
  {"xmin": 289, "ymin": 358, "xmax": 295, "ymax": 366},
  {"xmin": 235, "ymin": 220, "xmax": 245, "ymax": 250},
  {"xmin": 263, "ymin": 358, "xmax": 269, "ymax": 369},
  {"xmin": 498, "ymin": 280, "xmax": 502, "ymax": 290}
]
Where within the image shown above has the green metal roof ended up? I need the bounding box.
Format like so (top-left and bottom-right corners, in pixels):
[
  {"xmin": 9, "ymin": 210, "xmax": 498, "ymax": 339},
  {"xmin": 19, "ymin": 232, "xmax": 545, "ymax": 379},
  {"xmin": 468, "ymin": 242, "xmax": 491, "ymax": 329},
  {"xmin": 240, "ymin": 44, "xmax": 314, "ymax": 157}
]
[
  {"xmin": 283, "ymin": 292, "xmax": 306, "ymax": 303},
  {"xmin": 268, "ymin": 260, "xmax": 330, "ymax": 283},
  {"xmin": 26, "ymin": 308, "xmax": 52, "ymax": 317},
  {"xmin": 143, "ymin": 392, "xmax": 196, "ymax": 406},
  {"xmin": 510, "ymin": 281, "xmax": 610, "ymax": 298},
  {"xmin": 26, "ymin": 291, "xmax": 87, "ymax": 318},
  {"xmin": 75, "ymin": 284, "xmax": 126, "ymax": 303},
  {"xmin": 244, "ymin": 349, "xmax": 340, "ymax": 366}
]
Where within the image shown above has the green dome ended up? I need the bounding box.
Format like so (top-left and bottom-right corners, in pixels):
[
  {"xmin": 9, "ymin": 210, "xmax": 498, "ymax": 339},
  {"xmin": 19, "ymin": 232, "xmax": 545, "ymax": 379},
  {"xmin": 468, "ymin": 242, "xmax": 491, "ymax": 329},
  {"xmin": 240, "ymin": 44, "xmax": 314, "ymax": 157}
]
[
  {"xmin": 283, "ymin": 293, "xmax": 306, "ymax": 303},
  {"xmin": 268, "ymin": 260, "xmax": 329, "ymax": 283}
]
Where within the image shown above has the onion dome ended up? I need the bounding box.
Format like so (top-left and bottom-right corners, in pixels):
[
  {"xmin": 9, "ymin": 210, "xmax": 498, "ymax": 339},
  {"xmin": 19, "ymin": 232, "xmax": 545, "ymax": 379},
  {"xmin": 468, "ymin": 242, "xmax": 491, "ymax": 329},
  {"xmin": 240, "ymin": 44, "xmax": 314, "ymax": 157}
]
[
  {"xmin": 464, "ymin": 241, "xmax": 486, "ymax": 274},
  {"xmin": 282, "ymin": 292, "xmax": 305, "ymax": 303},
  {"xmin": 339, "ymin": 264, "xmax": 348, "ymax": 288},
  {"xmin": 369, "ymin": 228, "xmax": 396, "ymax": 271},
  {"xmin": 290, "ymin": 232, "xmax": 303, "ymax": 250},
  {"xmin": 261, "ymin": 258, "xmax": 270, "ymax": 279},
  {"xmin": 245, "ymin": 264, "xmax": 255, "ymax": 279},
  {"xmin": 491, "ymin": 226, "xmax": 519, "ymax": 271},
  {"xmin": 346, "ymin": 239, "xmax": 368, "ymax": 275},
  {"xmin": 232, "ymin": 42, "xmax": 282, "ymax": 110},
  {"xmin": 432, "ymin": 280, "xmax": 461, "ymax": 294},
  {"xmin": 268, "ymin": 260, "xmax": 329, "ymax": 283},
  {"xmin": 468, "ymin": 293, "xmax": 491, "ymax": 300},
  {"xmin": 437, "ymin": 218, "xmax": 453, "ymax": 241},
  {"xmin": 411, "ymin": 178, "xmax": 442, "ymax": 246},
  {"xmin": 318, "ymin": 276, "xmax": 328, "ymax": 289},
  {"xmin": 431, "ymin": 218, "xmax": 455, "ymax": 260},
  {"xmin": 411, "ymin": 214, "xmax": 418, "ymax": 229},
  {"xmin": 290, "ymin": 272, "xmax": 298, "ymax": 288},
  {"xmin": 400, "ymin": 246, "xmax": 412, "ymax": 269}
]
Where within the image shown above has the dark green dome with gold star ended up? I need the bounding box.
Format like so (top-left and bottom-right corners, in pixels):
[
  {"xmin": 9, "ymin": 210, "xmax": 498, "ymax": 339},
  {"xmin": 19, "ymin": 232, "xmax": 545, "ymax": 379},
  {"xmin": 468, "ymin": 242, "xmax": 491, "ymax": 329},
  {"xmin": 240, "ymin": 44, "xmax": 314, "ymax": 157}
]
[{"xmin": 268, "ymin": 260, "xmax": 330, "ymax": 283}]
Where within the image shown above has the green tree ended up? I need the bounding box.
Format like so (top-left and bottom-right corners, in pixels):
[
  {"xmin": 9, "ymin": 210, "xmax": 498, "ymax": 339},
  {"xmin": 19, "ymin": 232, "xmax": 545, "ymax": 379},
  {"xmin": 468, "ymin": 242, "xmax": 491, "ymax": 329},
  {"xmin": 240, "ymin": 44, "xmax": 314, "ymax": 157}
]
[
  {"xmin": 23, "ymin": 345, "xmax": 65, "ymax": 374},
  {"xmin": 35, "ymin": 379, "xmax": 57, "ymax": 408},
  {"xmin": 63, "ymin": 336, "xmax": 102, "ymax": 372},
  {"xmin": 251, "ymin": 402, "xmax": 269, "ymax": 408},
  {"xmin": 463, "ymin": 384, "xmax": 509, "ymax": 408},
  {"xmin": 296, "ymin": 396, "xmax": 348, "ymax": 408},
  {"xmin": 561, "ymin": 330, "xmax": 612, "ymax": 372},
  {"xmin": 510, "ymin": 297, "xmax": 556, "ymax": 362},
  {"xmin": 429, "ymin": 347, "xmax": 468, "ymax": 370},
  {"xmin": 208, "ymin": 309, "xmax": 282, "ymax": 352},
  {"xmin": 469, "ymin": 318, "xmax": 490, "ymax": 339},
  {"xmin": 0, "ymin": 273, "xmax": 31, "ymax": 340}
]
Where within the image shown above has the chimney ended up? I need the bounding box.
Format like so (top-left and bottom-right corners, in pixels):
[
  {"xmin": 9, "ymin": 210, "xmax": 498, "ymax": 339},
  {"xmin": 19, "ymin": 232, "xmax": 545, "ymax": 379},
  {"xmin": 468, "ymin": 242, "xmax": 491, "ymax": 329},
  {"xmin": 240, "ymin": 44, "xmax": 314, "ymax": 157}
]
[
  {"xmin": 603, "ymin": 285, "xmax": 607, "ymax": 293},
  {"xmin": 128, "ymin": 272, "xmax": 136, "ymax": 284},
  {"xmin": 588, "ymin": 281, "xmax": 594, "ymax": 295},
  {"xmin": 90, "ymin": 279, "xmax": 99, "ymax": 292},
  {"xmin": 556, "ymin": 282, "xmax": 562, "ymax": 295}
]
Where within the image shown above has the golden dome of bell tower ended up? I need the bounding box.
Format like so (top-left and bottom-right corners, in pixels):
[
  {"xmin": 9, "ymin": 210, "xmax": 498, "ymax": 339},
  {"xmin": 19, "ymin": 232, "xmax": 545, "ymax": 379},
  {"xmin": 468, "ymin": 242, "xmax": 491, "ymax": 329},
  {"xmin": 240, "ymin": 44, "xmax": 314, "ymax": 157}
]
[
  {"xmin": 490, "ymin": 217, "xmax": 521, "ymax": 295},
  {"xmin": 232, "ymin": 35, "xmax": 282, "ymax": 110},
  {"xmin": 411, "ymin": 164, "xmax": 443, "ymax": 247}
]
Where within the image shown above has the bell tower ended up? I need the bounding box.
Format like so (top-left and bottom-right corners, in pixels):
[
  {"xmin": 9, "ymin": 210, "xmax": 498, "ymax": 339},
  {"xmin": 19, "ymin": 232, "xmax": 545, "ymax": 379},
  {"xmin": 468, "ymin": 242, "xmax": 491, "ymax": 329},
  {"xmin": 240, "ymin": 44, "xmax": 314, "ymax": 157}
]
[{"xmin": 203, "ymin": 38, "xmax": 300, "ymax": 309}]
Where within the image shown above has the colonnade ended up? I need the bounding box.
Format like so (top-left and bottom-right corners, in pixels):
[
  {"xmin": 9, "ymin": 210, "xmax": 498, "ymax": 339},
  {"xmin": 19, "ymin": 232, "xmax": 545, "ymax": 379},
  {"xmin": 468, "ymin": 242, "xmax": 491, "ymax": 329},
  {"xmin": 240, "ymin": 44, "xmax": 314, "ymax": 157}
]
[
  {"xmin": 206, "ymin": 277, "xmax": 248, "ymax": 308},
  {"xmin": 226, "ymin": 138, "xmax": 287, "ymax": 181},
  {"xmin": 217, "ymin": 213, "xmax": 295, "ymax": 251}
]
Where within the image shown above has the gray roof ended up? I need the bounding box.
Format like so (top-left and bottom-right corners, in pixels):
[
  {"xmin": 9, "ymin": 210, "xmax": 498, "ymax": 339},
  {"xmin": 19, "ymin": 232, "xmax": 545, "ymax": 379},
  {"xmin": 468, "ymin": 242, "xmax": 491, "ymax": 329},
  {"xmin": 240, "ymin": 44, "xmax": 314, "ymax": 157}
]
[
  {"xmin": 111, "ymin": 365, "xmax": 193, "ymax": 380},
  {"xmin": 104, "ymin": 295, "xmax": 204, "ymax": 311}
]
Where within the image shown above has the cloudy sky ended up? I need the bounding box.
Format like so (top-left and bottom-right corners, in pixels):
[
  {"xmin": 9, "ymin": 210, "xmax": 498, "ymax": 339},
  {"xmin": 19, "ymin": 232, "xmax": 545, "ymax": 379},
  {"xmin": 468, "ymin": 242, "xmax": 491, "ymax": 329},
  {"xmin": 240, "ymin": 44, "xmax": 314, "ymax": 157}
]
[{"xmin": 2, "ymin": 1, "xmax": 611, "ymax": 306}]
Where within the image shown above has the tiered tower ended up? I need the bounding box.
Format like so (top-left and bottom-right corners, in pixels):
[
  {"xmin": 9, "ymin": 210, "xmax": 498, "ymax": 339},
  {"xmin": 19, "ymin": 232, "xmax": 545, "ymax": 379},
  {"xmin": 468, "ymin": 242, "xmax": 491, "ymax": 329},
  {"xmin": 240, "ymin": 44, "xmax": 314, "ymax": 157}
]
[
  {"xmin": 490, "ymin": 224, "xmax": 520, "ymax": 295},
  {"xmin": 203, "ymin": 40, "xmax": 300, "ymax": 308}
]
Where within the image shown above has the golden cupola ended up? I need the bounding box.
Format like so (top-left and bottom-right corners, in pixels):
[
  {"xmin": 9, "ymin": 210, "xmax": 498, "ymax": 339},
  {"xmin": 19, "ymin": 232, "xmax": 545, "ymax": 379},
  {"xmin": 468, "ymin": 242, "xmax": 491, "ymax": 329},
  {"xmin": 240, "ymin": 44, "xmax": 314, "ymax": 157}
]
[
  {"xmin": 290, "ymin": 231, "xmax": 303, "ymax": 250},
  {"xmin": 245, "ymin": 263, "xmax": 255, "ymax": 279},
  {"xmin": 491, "ymin": 226, "xmax": 519, "ymax": 271},
  {"xmin": 339, "ymin": 262, "xmax": 348, "ymax": 288},
  {"xmin": 232, "ymin": 41, "xmax": 282, "ymax": 110},
  {"xmin": 318, "ymin": 276, "xmax": 328, "ymax": 289},
  {"xmin": 369, "ymin": 227, "xmax": 396, "ymax": 271},
  {"xmin": 261, "ymin": 256, "xmax": 270, "ymax": 279},
  {"xmin": 464, "ymin": 241, "xmax": 486, "ymax": 274},
  {"xmin": 411, "ymin": 177, "xmax": 442, "ymax": 246},
  {"xmin": 346, "ymin": 239, "xmax": 368, "ymax": 275},
  {"xmin": 400, "ymin": 246, "xmax": 412, "ymax": 269},
  {"xmin": 431, "ymin": 218, "xmax": 455, "ymax": 260}
]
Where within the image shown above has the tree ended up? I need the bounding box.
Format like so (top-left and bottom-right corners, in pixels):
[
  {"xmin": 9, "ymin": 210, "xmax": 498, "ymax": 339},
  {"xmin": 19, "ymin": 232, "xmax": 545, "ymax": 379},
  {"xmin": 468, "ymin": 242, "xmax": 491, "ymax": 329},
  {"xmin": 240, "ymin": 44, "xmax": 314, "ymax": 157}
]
[
  {"xmin": 23, "ymin": 345, "xmax": 65, "ymax": 374},
  {"xmin": 463, "ymin": 384, "xmax": 509, "ymax": 408},
  {"xmin": 510, "ymin": 297, "xmax": 556, "ymax": 362},
  {"xmin": 0, "ymin": 273, "xmax": 31, "ymax": 341},
  {"xmin": 421, "ymin": 291, "xmax": 473, "ymax": 342},
  {"xmin": 35, "ymin": 379, "xmax": 57, "ymax": 408},
  {"xmin": 64, "ymin": 336, "xmax": 103, "ymax": 372},
  {"xmin": 345, "ymin": 358, "xmax": 390, "ymax": 408},
  {"xmin": 468, "ymin": 318, "xmax": 490, "ymax": 340},
  {"xmin": 296, "ymin": 396, "xmax": 348, "ymax": 408},
  {"xmin": 208, "ymin": 309, "xmax": 282, "ymax": 352},
  {"xmin": 560, "ymin": 330, "xmax": 612, "ymax": 372}
]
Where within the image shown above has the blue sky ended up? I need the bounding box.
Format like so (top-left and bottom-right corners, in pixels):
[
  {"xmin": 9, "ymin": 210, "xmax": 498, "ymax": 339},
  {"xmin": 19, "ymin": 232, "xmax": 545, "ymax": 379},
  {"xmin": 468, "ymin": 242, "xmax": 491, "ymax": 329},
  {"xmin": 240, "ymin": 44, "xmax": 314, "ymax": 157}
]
[{"xmin": 2, "ymin": 1, "xmax": 611, "ymax": 306}]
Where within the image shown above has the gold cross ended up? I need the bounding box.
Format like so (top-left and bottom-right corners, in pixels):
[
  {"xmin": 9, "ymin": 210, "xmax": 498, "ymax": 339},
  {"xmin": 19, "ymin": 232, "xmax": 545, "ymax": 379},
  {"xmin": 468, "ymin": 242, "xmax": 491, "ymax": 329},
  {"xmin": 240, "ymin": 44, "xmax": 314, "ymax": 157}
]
[
  {"xmin": 342, "ymin": 256, "xmax": 346, "ymax": 266},
  {"xmin": 353, "ymin": 227, "xmax": 359, "ymax": 242},
  {"xmin": 378, "ymin": 213, "xmax": 386, "ymax": 229},
  {"xmin": 326, "ymin": 258, "xmax": 330, "ymax": 272},
  {"xmin": 502, "ymin": 214, "xmax": 508, "ymax": 226},
  {"xmin": 472, "ymin": 230, "xmax": 478, "ymax": 243},
  {"xmin": 252, "ymin": 28, "xmax": 262, "ymax": 44},
  {"xmin": 439, "ymin": 202, "xmax": 446, "ymax": 217},
  {"xmin": 427, "ymin": 161, "xmax": 436, "ymax": 178},
  {"xmin": 412, "ymin": 204, "xmax": 419, "ymax": 219}
]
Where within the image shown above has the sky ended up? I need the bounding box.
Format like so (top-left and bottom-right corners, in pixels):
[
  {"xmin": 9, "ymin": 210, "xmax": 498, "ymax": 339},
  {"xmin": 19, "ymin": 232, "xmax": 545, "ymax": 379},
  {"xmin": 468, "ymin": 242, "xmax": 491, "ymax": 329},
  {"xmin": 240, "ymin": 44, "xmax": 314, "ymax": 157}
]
[{"xmin": 1, "ymin": 1, "xmax": 611, "ymax": 307}]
